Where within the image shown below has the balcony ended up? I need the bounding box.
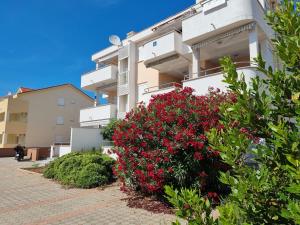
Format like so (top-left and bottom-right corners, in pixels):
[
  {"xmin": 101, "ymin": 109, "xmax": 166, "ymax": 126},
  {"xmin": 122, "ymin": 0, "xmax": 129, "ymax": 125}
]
[
  {"xmin": 182, "ymin": 0, "xmax": 268, "ymax": 45},
  {"xmin": 142, "ymin": 31, "xmax": 190, "ymax": 70},
  {"xmin": 80, "ymin": 104, "xmax": 117, "ymax": 127},
  {"xmin": 5, "ymin": 122, "xmax": 27, "ymax": 134},
  {"xmin": 183, "ymin": 63, "xmax": 259, "ymax": 96},
  {"xmin": 81, "ymin": 65, "xmax": 118, "ymax": 91},
  {"xmin": 118, "ymin": 71, "xmax": 129, "ymax": 95},
  {"xmin": 141, "ymin": 82, "xmax": 182, "ymax": 105}
]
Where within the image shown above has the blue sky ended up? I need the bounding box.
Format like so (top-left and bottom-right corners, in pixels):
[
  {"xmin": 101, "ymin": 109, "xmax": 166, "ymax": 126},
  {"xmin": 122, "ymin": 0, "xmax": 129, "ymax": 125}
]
[{"xmin": 0, "ymin": 0, "xmax": 194, "ymax": 96}]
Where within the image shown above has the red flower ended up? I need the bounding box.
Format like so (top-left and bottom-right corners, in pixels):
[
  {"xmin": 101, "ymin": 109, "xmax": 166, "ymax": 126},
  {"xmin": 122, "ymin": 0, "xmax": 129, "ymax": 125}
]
[
  {"xmin": 168, "ymin": 167, "xmax": 174, "ymax": 173},
  {"xmin": 147, "ymin": 163, "xmax": 154, "ymax": 171},
  {"xmin": 194, "ymin": 152, "xmax": 204, "ymax": 160},
  {"xmin": 157, "ymin": 168, "xmax": 164, "ymax": 177},
  {"xmin": 141, "ymin": 142, "xmax": 147, "ymax": 148},
  {"xmin": 199, "ymin": 171, "xmax": 208, "ymax": 177},
  {"xmin": 199, "ymin": 134, "xmax": 207, "ymax": 141},
  {"xmin": 118, "ymin": 165, "xmax": 123, "ymax": 171},
  {"xmin": 163, "ymin": 157, "xmax": 170, "ymax": 162},
  {"xmin": 207, "ymin": 192, "xmax": 219, "ymax": 202},
  {"xmin": 113, "ymin": 87, "xmax": 234, "ymax": 195},
  {"xmin": 167, "ymin": 146, "xmax": 176, "ymax": 154}
]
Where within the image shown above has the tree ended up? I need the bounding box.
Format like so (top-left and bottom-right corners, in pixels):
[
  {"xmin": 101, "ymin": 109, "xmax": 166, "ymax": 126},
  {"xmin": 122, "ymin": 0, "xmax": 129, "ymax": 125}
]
[
  {"xmin": 166, "ymin": 0, "xmax": 300, "ymax": 224},
  {"xmin": 213, "ymin": 1, "xmax": 300, "ymax": 223}
]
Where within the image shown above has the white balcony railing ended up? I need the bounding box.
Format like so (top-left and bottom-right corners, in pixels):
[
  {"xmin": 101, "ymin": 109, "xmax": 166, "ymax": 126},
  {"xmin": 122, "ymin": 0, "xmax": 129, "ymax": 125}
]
[
  {"xmin": 118, "ymin": 71, "xmax": 128, "ymax": 85},
  {"xmin": 81, "ymin": 65, "xmax": 118, "ymax": 90},
  {"xmin": 144, "ymin": 82, "xmax": 182, "ymax": 93},
  {"xmin": 141, "ymin": 82, "xmax": 182, "ymax": 105},
  {"xmin": 183, "ymin": 64, "xmax": 259, "ymax": 96},
  {"xmin": 80, "ymin": 104, "xmax": 117, "ymax": 127},
  {"xmin": 118, "ymin": 71, "xmax": 129, "ymax": 95},
  {"xmin": 184, "ymin": 61, "xmax": 251, "ymax": 80},
  {"xmin": 182, "ymin": 0, "xmax": 267, "ymax": 45},
  {"xmin": 142, "ymin": 31, "xmax": 190, "ymax": 66}
]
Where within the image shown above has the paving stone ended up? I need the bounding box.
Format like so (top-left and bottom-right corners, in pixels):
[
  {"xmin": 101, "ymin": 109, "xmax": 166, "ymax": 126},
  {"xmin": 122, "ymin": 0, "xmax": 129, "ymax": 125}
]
[{"xmin": 0, "ymin": 158, "xmax": 180, "ymax": 225}]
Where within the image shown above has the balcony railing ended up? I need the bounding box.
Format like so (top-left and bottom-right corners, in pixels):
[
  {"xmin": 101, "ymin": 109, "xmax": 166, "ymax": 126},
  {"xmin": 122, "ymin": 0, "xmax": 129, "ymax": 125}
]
[
  {"xmin": 140, "ymin": 82, "xmax": 183, "ymax": 106},
  {"xmin": 80, "ymin": 104, "xmax": 117, "ymax": 126},
  {"xmin": 182, "ymin": 0, "xmax": 266, "ymax": 45},
  {"xmin": 118, "ymin": 71, "xmax": 128, "ymax": 85},
  {"xmin": 182, "ymin": 62, "xmax": 259, "ymax": 96},
  {"xmin": 184, "ymin": 61, "xmax": 251, "ymax": 80},
  {"xmin": 143, "ymin": 31, "xmax": 190, "ymax": 66},
  {"xmin": 81, "ymin": 65, "xmax": 118, "ymax": 90},
  {"xmin": 144, "ymin": 82, "xmax": 182, "ymax": 94}
]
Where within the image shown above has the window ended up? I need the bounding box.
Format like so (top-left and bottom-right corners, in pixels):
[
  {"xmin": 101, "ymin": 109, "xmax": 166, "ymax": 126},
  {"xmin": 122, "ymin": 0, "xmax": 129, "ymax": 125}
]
[
  {"xmin": 0, "ymin": 112, "xmax": 5, "ymax": 122},
  {"xmin": 57, "ymin": 98, "xmax": 65, "ymax": 106},
  {"xmin": 9, "ymin": 112, "xmax": 27, "ymax": 122},
  {"xmin": 56, "ymin": 116, "xmax": 64, "ymax": 125},
  {"xmin": 153, "ymin": 41, "xmax": 157, "ymax": 47},
  {"xmin": 7, "ymin": 134, "xmax": 18, "ymax": 144}
]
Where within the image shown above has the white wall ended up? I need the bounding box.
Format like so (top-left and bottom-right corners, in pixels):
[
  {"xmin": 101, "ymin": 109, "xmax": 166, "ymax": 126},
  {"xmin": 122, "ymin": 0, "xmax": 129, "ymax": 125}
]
[
  {"xmin": 183, "ymin": 0, "xmax": 271, "ymax": 45},
  {"xmin": 140, "ymin": 32, "xmax": 189, "ymax": 63},
  {"xmin": 183, "ymin": 67, "xmax": 259, "ymax": 95},
  {"xmin": 261, "ymin": 39, "xmax": 274, "ymax": 69},
  {"xmin": 80, "ymin": 104, "xmax": 117, "ymax": 126},
  {"xmin": 70, "ymin": 127, "xmax": 103, "ymax": 151},
  {"xmin": 140, "ymin": 86, "xmax": 177, "ymax": 106},
  {"xmin": 59, "ymin": 146, "xmax": 72, "ymax": 157},
  {"xmin": 81, "ymin": 65, "xmax": 118, "ymax": 90},
  {"xmin": 137, "ymin": 83, "xmax": 149, "ymax": 103}
]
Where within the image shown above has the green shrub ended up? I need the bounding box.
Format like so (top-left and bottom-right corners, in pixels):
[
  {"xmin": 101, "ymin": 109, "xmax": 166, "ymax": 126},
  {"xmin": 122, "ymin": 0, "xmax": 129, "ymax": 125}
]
[
  {"xmin": 101, "ymin": 119, "xmax": 121, "ymax": 140},
  {"xmin": 44, "ymin": 151, "xmax": 115, "ymax": 188},
  {"xmin": 166, "ymin": 1, "xmax": 300, "ymax": 224},
  {"xmin": 165, "ymin": 185, "xmax": 216, "ymax": 225}
]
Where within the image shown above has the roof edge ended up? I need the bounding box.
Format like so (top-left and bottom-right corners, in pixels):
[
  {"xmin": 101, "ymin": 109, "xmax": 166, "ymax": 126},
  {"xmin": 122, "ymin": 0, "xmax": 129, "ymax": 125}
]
[{"xmin": 17, "ymin": 83, "xmax": 94, "ymax": 102}]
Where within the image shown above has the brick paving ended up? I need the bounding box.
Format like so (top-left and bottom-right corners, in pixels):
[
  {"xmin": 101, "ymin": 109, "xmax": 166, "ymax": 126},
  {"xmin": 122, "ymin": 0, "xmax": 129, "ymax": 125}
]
[{"xmin": 0, "ymin": 158, "xmax": 178, "ymax": 225}]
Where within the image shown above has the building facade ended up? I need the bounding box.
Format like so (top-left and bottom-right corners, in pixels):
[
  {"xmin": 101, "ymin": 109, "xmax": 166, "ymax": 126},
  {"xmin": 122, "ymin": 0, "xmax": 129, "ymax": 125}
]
[
  {"xmin": 80, "ymin": 0, "xmax": 279, "ymax": 128},
  {"xmin": 0, "ymin": 84, "xmax": 93, "ymax": 150}
]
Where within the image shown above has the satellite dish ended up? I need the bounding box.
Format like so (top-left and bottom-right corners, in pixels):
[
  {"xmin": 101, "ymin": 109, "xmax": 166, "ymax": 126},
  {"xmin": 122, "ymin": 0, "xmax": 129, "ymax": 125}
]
[{"xmin": 109, "ymin": 35, "xmax": 122, "ymax": 47}]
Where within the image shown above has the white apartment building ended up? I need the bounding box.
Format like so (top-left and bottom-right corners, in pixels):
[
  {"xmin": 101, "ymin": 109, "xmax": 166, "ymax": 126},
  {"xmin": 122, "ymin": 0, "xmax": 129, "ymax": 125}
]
[{"xmin": 79, "ymin": 0, "xmax": 278, "ymax": 130}]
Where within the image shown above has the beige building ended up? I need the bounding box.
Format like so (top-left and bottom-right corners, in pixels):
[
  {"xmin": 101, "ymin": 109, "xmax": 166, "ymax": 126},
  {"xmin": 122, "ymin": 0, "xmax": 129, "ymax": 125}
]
[{"xmin": 0, "ymin": 84, "xmax": 93, "ymax": 150}]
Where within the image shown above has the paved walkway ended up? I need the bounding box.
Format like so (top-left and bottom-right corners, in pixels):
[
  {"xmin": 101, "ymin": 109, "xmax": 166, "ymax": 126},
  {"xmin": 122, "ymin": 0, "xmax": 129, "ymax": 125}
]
[{"xmin": 0, "ymin": 158, "xmax": 176, "ymax": 225}]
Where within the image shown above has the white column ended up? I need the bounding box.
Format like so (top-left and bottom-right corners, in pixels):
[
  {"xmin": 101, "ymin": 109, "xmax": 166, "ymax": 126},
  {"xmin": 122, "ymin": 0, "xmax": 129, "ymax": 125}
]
[
  {"xmin": 192, "ymin": 47, "xmax": 201, "ymax": 78},
  {"xmin": 249, "ymin": 25, "xmax": 259, "ymax": 66},
  {"xmin": 50, "ymin": 145, "xmax": 54, "ymax": 159},
  {"xmin": 188, "ymin": 64, "xmax": 193, "ymax": 80},
  {"xmin": 128, "ymin": 41, "xmax": 137, "ymax": 110}
]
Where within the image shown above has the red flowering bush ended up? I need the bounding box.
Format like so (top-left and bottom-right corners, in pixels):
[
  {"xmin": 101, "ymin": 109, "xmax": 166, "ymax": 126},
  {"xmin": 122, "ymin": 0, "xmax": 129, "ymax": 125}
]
[{"xmin": 113, "ymin": 87, "xmax": 235, "ymax": 196}]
